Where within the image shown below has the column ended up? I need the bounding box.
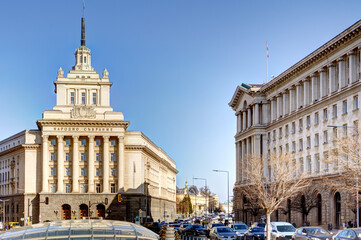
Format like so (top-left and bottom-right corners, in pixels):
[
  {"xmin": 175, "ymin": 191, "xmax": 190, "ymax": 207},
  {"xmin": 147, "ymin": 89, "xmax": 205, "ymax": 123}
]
[
  {"xmin": 319, "ymin": 68, "xmax": 327, "ymax": 97},
  {"xmin": 247, "ymin": 107, "xmax": 251, "ymax": 127},
  {"xmin": 117, "ymin": 136, "xmax": 125, "ymax": 192},
  {"xmin": 254, "ymin": 135, "xmax": 261, "ymax": 155},
  {"xmin": 262, "ymin": 101, "xmax": 270, "ymax": 124},
  {"xmin": 236, "ymin": 142, "xmax": 240, "ymax": 182},
  {"xmin": 289, "ymin": 86, "xmax": 295, "ymax": 112},
  {"xmin": 283, "ymin": 91, "xmax": 288, "ymax": 115},
  {"xmin": 328, "ymin": 63, "xmax": 337, "ymax": 93},
  {"xmin": 242, "ymin": 111, "xmax": 247, "ymax": 130},
  {"xmin": 242, "ymin": 140, "xmax": 246, "ymax": 181},
  {"xmin": 271, "ymin": 98, "xmax": 277, "ymax": 121},
  {"xmin": 57, "ymin": 135, "xmax": 64, "ymax": 193},
  {"xmin": 348, "ymin": 50, "xmax": 357, "ymax": 83},
  {"xmin": 311, "ymin": 73, "xmax": 319, "ymax": 102},
  {"xmin": 88, "ymin": 136, "xmax": 95, "ymax": 193},
  {"xmin": 359, "ymin": 46, "xmax": 361, "ymax": 80},
  {"xmin": 338, "ymin": 57, "xmax": 346, "ymax": 88},
  {"xmin": 72, "ymin": 136, "xmax": 79, "ymax": 192},
  {"xmin": 303, "ymin": 78, "xmax": 310, "ymax": 106},
  {"xmin": 103, "ymin": 136, "xmax": 110, "ymax": 193},
  {"xmin": 254, "ymin": 103, "xmax": 260, "ymax": 125},
  {"xmin": 42, "ymin": 135, "xmax": 49, "ymax": 192},
  {"xmin": 277, "ymin": 94, "xmax": 283, "ymax": 118},
  {"xmin": 296, "ymin": 83, "xmax": 302, "ymax": 109},
  {"xmin": 236, "ymin": 113, "xmax": 240, "ymax": 132}
]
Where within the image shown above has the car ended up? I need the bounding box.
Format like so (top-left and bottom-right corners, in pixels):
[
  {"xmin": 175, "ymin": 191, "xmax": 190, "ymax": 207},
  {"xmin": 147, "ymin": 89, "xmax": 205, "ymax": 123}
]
[
  {"xmin": 182, "ymin": 224, "xmax": 207, "ymax": 236},
  {"xmin": 292, "ymin": 227, "xmax": 333, "ymax": 240},
  {"xmin": 269, "ymin": 222, "xmax": 296, "ymax": 240},
  {"xmin": 207, "ymin": 222, "xmax": 225, "ymax": 237},
  {"xmin": 333, "ymin": 228, "xmax": 361, "ymax": 240},
  {"xmin": 244, "ymin": 227, "xmax": 265, "ymax": 240},
  {"xmin": 231, "ymin": 223, "xmax": 249, "ymax": 239},
  {"xmin": 209, "ymin": 226, "xmax": 237, "ymax": 240},
  {"xmin": 252, "ymin": 222, "xmax": 266, "ymax": 228}
]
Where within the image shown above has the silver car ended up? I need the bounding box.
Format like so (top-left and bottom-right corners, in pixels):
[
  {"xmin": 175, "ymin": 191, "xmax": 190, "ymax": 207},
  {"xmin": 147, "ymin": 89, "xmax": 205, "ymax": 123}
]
[{"xmin": 210, "ymin": 226, "xmax": 237, "ymax": 240}]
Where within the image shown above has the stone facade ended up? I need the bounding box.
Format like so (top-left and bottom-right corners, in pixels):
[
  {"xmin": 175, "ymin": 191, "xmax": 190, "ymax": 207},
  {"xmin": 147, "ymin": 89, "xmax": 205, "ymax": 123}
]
[
  {"xmin": 0, "ymin": 17, "xmax": 177, "ymax": 225},
  {"xmin": 229, "ymin": 20, "xmax": 361, "ymax": 228}
]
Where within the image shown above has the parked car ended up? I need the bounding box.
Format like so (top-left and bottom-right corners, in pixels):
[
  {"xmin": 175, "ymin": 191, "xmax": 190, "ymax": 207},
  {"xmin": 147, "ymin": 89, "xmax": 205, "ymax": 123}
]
[
  {"xmin": 182, "ymin": 224, "xmax": 207, "ymax": 236},
  {"xmin": 333, "ymin": 228, "xmax": 361, "ymax": 240},
  {"xmin": 209, "ymin": 226, "xmax": 237, "ymax": 240},
  {"xmin": 244, "ymin": 227, "xmax": 265, "ymax": 240},
  {"xmin": 252, "ymin": 222, "xmax": 266, "ymax": 228},
  {"xmin": 207, "ymin": 222, "xmax": 225, "ymax": 237},
  {"xmin": 269, "ymin": 222, "xmax": 296, "ymax": 240},
  {"xmin": 231, "ymin": 223, "xmax": 249, "ymax": 239},
  {"xmin": 143, "ymin": 222, "xmax": 163, "ymax": 234},
  {"xmin": 292, "ymin": 227, "xmax": 333, "ymax": 240}
]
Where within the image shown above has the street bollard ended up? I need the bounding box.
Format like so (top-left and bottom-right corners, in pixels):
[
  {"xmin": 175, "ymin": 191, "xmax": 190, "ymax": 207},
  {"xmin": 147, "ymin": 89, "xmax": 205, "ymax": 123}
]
[{"xmin": 165, "ymin": 226, "xmax": 175, "ymax": 240}]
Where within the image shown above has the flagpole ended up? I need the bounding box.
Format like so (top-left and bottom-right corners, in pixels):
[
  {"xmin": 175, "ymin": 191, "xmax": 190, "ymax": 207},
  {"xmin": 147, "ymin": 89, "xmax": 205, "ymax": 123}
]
[{"xmin": 266, "ymin": 41, "xmax": 268, "ymax": 83}]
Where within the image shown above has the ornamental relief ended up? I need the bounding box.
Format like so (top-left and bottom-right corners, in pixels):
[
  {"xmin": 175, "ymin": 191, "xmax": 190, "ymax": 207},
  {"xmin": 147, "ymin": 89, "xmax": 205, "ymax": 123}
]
[{"xmin": 71, "ymin": 106, "xmax": 96, "ymax": 119}]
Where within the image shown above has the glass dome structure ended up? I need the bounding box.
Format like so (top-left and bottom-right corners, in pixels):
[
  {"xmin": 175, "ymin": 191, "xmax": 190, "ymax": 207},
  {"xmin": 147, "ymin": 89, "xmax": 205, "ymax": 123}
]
[{"xmin": 0, "ymin": 220, "xmax": 159, "ymax": 240}]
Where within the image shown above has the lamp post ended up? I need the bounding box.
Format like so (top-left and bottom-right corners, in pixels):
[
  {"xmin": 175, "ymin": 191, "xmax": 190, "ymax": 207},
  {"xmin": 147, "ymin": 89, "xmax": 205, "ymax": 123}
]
[
  {"xmin": 193, "ymin": 177, "xmax": 208, "ymax": 215},
  {"xmin": 213, "ymin": 170, "xmax": 229, "ymax": 219},
  {"xmin": 328, "ymin": 125, "xmax": 359, "ymax": 228}
]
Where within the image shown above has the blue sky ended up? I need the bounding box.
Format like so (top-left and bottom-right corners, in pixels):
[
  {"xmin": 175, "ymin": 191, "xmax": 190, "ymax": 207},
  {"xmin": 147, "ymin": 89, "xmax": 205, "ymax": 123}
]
[{"xmin": 0, "ymin": 0, "xmax": 361, "ymax": 202}]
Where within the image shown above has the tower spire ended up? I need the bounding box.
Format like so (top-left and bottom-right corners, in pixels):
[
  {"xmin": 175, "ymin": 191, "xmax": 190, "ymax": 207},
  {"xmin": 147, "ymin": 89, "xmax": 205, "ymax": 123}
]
[{"xmin": 81, "ymin": 17, "xmax": 86, "ymax": 46}]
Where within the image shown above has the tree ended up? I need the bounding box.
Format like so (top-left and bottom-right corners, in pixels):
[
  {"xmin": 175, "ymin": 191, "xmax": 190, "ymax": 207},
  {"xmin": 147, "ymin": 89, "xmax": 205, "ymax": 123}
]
[
  {"xmin": 290, "ymin": 187, "xmax": 319, "ymax": 224},
  {"xmin": 177, "ymin": 195, "xmax": 193, "ymax": 214},
  {"xmin": 241, "ymin": 153, "xmax": 310, "ymax": 240}
]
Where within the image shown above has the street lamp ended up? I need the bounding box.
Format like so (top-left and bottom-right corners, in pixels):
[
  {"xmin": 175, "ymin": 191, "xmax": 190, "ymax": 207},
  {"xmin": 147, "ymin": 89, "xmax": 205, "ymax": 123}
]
[
  {"xmin": 328, "ymin": 125, "xmax": 359, "ymax": 228},
  {"xmin": 213, "ymin": 170, "xmax": 230, "ymax": 219},
  {"xmin": 193, "ymin": 177, "xmax": 208, "ymax": 215}
]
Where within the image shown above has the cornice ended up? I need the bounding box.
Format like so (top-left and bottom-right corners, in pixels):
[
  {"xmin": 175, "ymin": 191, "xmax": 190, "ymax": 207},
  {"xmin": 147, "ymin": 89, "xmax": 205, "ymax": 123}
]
[
  {"xmin": 37, "ymin": 120, "xmax": 129, "ymax": 129},
  {"xmin": 0, "ymin": 144, "xmax": 39, "ymax": 157},
  {"xmin": 261, "ymin": 19, "xmax": 361, "ymax": 93}
]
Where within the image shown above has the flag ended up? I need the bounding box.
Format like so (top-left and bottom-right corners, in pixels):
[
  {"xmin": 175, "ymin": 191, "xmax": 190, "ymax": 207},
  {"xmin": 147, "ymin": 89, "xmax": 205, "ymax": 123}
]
[
  {"xmin": 83, "ymin": 0, "xmax": 85, "ymax": 10},
  {"xmin": 267, "ymin": 41, "xmax": 269, "ymax": 58}
]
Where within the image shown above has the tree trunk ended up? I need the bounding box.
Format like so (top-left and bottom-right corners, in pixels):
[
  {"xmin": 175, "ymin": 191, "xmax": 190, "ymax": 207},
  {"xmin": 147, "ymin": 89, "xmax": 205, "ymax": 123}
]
[{"xmin": 266, "ymin": 212, "xmax": 271, "ymax": 240}]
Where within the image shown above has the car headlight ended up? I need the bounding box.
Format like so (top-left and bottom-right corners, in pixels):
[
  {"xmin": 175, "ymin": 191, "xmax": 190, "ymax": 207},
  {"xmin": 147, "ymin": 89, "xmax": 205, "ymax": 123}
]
[
  {"xmin": 280, "ymin": 235, "xmax": 285, "ymax": 238},
  {"xmin": 311, "ymin": 238, "xmax": 320, "ymax": 240}
]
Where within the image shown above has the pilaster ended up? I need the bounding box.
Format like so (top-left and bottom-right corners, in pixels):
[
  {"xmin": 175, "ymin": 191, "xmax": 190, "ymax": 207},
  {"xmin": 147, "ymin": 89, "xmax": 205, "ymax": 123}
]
[
  {"xmin": 348, "ymin": 50, "xmax": 357, "ymax": 83},
  {"xmin": 42, "ymin": 135, "xmax": 49, "ymax": 192},
  {"xmin": 72, "ymin": 136, "xmax": 79, "ymax": 192},
  {"xmin": 103, "ymin": 136, "xmax": 110, "ymax": 193},
  {"xmin": 57, "ymin": 135, "xmax": 64, "ymax": 193}
]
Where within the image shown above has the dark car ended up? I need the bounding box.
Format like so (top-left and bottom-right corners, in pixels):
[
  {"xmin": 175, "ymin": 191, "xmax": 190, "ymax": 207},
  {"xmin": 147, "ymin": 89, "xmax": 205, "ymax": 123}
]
[
  {"xmin": 334, "ymin": 228, "xmax": 361, "ymax": 240},
  {"xmin": 252, "ymin": 222, "xmax": 266, "ymax": 228},
  {"xmin": 293, "ymin": 227, "xmax": 333, "ymax": 240},
  {"xmin": 244, "ymin": 227, "xmax": 265, "ymax": 240},
  {"xmin": 182, "ymin": 224, "xmax": 207, "ymax": 236},
  {"xmin": 144, "ymin": 222, "xmax": 163, "ymax": 234},
  {"xmin": 207, "ymin": 222, "xmax": 225, "ymax": 237},
  {"xmin": 209, "ymin": 226, "xmax": 237, "ymax": 240}
]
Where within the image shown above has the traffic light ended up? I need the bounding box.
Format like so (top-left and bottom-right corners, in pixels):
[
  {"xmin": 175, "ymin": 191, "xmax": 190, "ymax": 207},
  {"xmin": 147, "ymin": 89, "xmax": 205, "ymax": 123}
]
[
  {"xmin": 118, "ymin": 194, "xmax": 122, "ymax": 203},
  {"xmin": 45, "ymin": 197, "xmax": 49, "ymax": 205}
]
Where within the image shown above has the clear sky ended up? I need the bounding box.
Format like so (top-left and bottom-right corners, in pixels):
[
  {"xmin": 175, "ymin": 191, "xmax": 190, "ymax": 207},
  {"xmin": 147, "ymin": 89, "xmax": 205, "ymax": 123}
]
[{"xmin": 0, "ymin": 0, "xmax": 361, "ymax": 203}]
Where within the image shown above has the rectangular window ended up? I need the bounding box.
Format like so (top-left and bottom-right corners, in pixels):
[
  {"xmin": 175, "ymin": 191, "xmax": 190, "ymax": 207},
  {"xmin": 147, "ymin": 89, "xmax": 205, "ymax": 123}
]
[
  {"xmin": 65, "ymin": 184, "xmax": 71, "ymax": 193},
  {"xmin": 96, "ymin": 153, "xmax": 101, "ymax": 161},
  {"xmin": 307, "ymin": 136, "xmax": 311, "ymax": 149},
  {"xmin": 96, "ymin": 168, "xmax": 101, "ymax": 176},
  {"xmin": 65, "ymin": 168, "xmax": 71, "ymax": 176},
  {"xmin": 342, "ymin": 100, "xmax": 348, "ymax": 114},
  {"xmin": 286, "ymin": 144, "xmax": 289, "ymax": 153},
  {"xmin": 81, "ymin": 168, "xmax": 86, "ymax": 176},
  {"xmin": 111, "ymin": 183, "xmax": 116, "ymax": 193},
  {"xmin": 315, "ymin": 154, "xmax": 320, "ymax": 172},
  {"xmin": 300, "ymin": 158, "xmax": 304, "ymax": 174},
  {"xmin": 65, "ymin": 139, "xmax": 71, "ymax": 146},
  {"xmin": 273, "ymin": 130, "xmax": 276, "ymax": 141},
  {"xmin": 285, "ymin": 125, "xmax": 289, "ymax": 136},
  {"xmin": 299, "ymin": 139, "xmax": 303, "ymax": 151},
  {"xmin": 50, "ymin": 168, "xmax": 56, "ymax": 176},
  {"xmin": 315, "ymin": 112, "xmax": 319, "ymax": 125},
  {"xmin": 279, "ymin": 128, "xmax": 282, "ymax": 139},
  {"xmin": 292, "ymin": 141, "xmax": 296, "ymax": 153},
  {"xmin": 81, "ymin": 140, "xmax": 86, "ymax": 146},
  {"xmin": 96, "ymin": 139, "xmax": 101, "ymax": 146},
  {"xmin": 92, "ymin": 92, "xmax": 97, "ymax": 105},
  {"xmin": 343, "ymin": 124, "xmax": 348, "ymax": 137},
  {"xmin": 267, "ymin": 132, "xmax": 271, "ymax": 142},
  {"xmin": 96, "ymin": 184, "xmax": 101, "ymax": 193},
  {"xmin": 65, "ymin": 153, "xmax": 71, "ymax": 161},
  {"xmin": 81, "ymin": 92, "xmax": 86, "ymax": 105},
  {"xmin": 50, "ymin": 139, "xmax": 56, "ymax": 146},
  {"xmin": 81, "ymin": 153, "xmax": 86, "ymax": 161},
  {"xmin": 324, "ymin": 131, "xmax": 328, "ymax": 143},
  {"xmin": 306, "ymin": 116, "xmax": 311, "ymax": 128},
  {"xmin": 299, "ymin": 119, "xmax": 303, "ymax": 132},
  {"xmin": 80, "ymin": 184, "xmax": 87, "ymax": 193},
  {"xmin": 70, "ymin": 92, "xmax": 75, "ymax": 104},
  {"xmin": 324, "ymin": 152, "xmax": 329, "ymax": 172},
  {"xmin": 110, "ymin": 140, "xmax": 116, "ymax": 146},
  {"xmin": 111, "ymin": 153, "xmax": 115, "ymax": 162},
  {"xmin": 333, "ymin": 104, "xmax": 337, "ymax": 118},
  {"xmin": 323, "ymin": 108, "xmax": 328, "ymax": 121},
  {"xmin": 354, "ymin": 95, "xmax": 359, "ymax": 110},
  {"xmin": 50, "ymin": 183, "xmax": 56, "ymax": 193},
  {"xmin": 292, "ymin": 122, "xmax": 296, "ymax": 134},
  {"xmin": 111, "ymin": 168, "xmax": 116, "ymax": 176},
  {"xmin": 315, "ymin": 134, "xmax": 319, "ymax": 146},
  {"xmin": 307, "ymin": 156, "xmax": 312, "ymax": 173},
  {"xmin": 333, "ymin": 128, "xmax": 338, "ymax": 141},
  {"xmin": 51, "ymin": 153, "xmax": 56, "ymax": 161}
]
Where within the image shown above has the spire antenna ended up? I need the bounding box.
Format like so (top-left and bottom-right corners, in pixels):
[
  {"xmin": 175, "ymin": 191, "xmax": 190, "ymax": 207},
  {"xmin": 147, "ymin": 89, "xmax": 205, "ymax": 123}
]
[{"xmin": 81, "ymin": 17, "xmax": 85, "ymax": 46}]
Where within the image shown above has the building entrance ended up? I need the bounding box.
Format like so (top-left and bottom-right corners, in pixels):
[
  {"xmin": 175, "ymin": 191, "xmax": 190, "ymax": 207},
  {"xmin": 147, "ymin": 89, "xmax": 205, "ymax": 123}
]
[{"xmin": 62, "ymin": 204, "xmax": 71, "ymax": 220}]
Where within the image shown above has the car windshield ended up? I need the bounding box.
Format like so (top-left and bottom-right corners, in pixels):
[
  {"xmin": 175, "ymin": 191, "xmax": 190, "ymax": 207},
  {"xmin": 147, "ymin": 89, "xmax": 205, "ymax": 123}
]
[
  {"xmin": 234, "ymin": 225, "xmax": 248, "ymax": 230},
  {"xmin": 276, "ymin": 225, "xmax": 296, "ymax": 232},
  {"xmin": 213, "ymin": 223, "xmax": 224, "ymax": 227},
  {"xmin": 193, "ymin": 225, "xmax": 203, "ymax": 229},
  {"xmin": 307, "ymin": 228, "xmax": 330, "ymax": 235},
  {"xmin": 252, "ymin": 228, "xmax": 264, "ymax": 233},
  {"xmin": 256, "ymin": 223, "xmax": 266, "ymax": 228},
  {"xmin": 218, "ymin": 227, "xmax": 233, "ymax": 233}
]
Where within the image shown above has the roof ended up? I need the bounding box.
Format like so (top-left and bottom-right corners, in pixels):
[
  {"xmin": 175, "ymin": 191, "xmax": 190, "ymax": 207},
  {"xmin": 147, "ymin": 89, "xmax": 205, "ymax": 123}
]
[{"xmin": 0, "ymin": 220, "xmax": 159, "ymax": 240}]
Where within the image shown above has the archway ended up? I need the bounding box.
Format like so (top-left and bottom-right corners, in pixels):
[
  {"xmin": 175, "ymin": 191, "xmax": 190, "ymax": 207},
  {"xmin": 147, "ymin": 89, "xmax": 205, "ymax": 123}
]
[
  {"xmin": 97, "ymin": 204, "xmax": 105, "ymax": 218},
  {"xmin": 334, "ymin": 192, "xmax": 341, "ymax": 229},
  {"xmin": 317, "ymin": 194, "xmax": 322, "ymax": 226},
  {"xmin": 79, "ymin": 204, "xmax": 88, "ymax": 219},
  {"xmin": 62, "ymin": 204, "xmax": 71, "ymax": 220}
]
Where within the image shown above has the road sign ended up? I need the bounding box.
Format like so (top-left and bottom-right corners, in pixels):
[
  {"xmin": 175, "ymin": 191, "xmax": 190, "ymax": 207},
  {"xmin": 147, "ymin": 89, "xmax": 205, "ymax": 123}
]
[{"xmin": 117, "ymin": 193, "xmax": 122, "ymax": 203}]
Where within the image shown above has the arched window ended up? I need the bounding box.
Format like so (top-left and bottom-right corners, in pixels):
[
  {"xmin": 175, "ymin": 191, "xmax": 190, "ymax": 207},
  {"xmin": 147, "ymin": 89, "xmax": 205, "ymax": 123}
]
[
  {"xmin": 84, "ymin": 56, "xmax": 86, "ymax": 63},
  {"xmin": 62, "ymin": 204, "xmax": 71, "ymax": 220},
  {"xmin": 79, "ymin": 204, "xmax": 88, "ymax": 219},
  {"xmin": 96, "ymin": 204, "xmax": 105, "ymax": 218}
]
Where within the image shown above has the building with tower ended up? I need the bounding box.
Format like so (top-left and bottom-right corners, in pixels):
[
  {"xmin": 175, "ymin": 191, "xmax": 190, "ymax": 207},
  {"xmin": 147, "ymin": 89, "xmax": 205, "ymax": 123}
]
[{"xmin": 0, "ymin": 17, "xmax": 177, "ymax": 224}]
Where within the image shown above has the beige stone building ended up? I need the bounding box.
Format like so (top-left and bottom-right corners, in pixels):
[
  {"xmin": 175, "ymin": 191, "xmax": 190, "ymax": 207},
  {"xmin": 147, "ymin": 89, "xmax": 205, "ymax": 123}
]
[
  {"xmin": 0, "ymin": 17, "xmax": 177, "ymax": 224},
  {"xmin": 230, "ymin": 20, "xmax": 361, "ymax": 228}
]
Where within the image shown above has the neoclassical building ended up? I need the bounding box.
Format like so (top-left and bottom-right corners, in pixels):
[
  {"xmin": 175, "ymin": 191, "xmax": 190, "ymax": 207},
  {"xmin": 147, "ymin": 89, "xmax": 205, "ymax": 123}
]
[
  {"xmin": 0, "ymin": 17, "xmax": 177, "ymax": 224},
  {"xmin": 230, "ymin": 19, "xmax": 361, "ymax": 228}
]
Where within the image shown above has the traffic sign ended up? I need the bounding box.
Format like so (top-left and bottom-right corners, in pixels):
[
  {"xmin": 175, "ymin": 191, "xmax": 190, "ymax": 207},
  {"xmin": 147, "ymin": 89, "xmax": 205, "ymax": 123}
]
[{"xmin": 117, "ymin": 193, "xmax": 122, "ymax": 203}]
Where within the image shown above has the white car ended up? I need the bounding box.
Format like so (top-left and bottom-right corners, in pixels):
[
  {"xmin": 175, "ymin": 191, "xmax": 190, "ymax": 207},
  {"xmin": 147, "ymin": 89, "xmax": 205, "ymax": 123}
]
[{"xmin": 269, "ymin": 222, "xmax": 296, "ymax": 240}]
